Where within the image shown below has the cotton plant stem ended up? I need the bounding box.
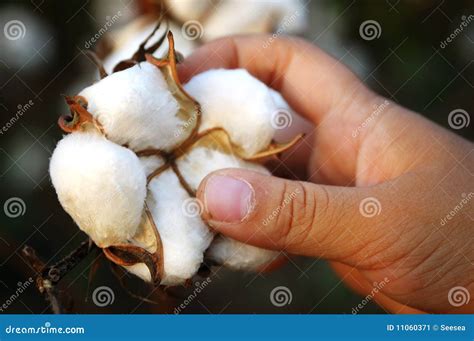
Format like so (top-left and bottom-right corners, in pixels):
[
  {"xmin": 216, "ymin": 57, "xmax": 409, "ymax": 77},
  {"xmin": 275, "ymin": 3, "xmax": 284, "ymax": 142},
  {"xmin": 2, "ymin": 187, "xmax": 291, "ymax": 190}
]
[
  {"xmin": 21, "ymin": 240, "xmax": 98, "ymax": 314},
  {"xmin": 41, "ymin": 240, "xmax": 95, "ymax": 285}
]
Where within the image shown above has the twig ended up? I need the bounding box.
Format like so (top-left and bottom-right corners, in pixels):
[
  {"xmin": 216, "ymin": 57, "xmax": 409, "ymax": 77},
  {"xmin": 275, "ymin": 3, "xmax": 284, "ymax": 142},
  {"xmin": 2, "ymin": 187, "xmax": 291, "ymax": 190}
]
[{"xmin": 22, "ymin": 240, "xmax": 98, "ymax": 314}]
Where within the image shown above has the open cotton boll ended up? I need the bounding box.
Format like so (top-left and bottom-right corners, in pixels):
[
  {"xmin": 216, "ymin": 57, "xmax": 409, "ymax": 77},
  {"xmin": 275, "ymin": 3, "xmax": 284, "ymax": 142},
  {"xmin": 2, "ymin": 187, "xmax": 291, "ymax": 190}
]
[
  {"xmin": 201, "ymin": 0, "xmax": 307, "ymax": 41},
  {"xmin": 78, "ymin": 62, "xmax": 185, "ymax": 152},
  {"xmin": 49, "ymin": 132, "xmax": 147, "ymax": 248},
  {"xmin": 184, "ymin": 69, "xmax": 277, "ymax": 158},
  {"xmin": 165, "ymin": 0, "xmax": 212, "ymax": 23},
  {"xmin": 143, "ymin": 169, "xmax": 214, "ymax": 285},
  {"xmin": 206, "ymin": 236, "xmax": 279, "ymax": 271}
]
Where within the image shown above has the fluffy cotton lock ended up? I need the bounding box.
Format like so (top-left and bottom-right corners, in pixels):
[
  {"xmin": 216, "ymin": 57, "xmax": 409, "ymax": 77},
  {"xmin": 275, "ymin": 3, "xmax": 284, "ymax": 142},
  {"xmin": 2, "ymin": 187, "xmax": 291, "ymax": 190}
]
[
  {"xmin": 49, "ymin": 132, "xmax": 147, "ymax": 248},
  {"xmin": 176, "ymin": 147, "xmax": 280, "ymax": 270},
  {"xmin": 78, "ymin": 62, "xmax": 184, "ymax": 152},
  {"xmin": 138, "ymin": 169, "xmax": 213, "ymax": 285},
  {"xmin": 206, "ymin": 236, "xmax": 278, "ymax": 271},
  {"xmin": 176, "ymin": 147, "xmax": 268, "ymax": 191},
  {"xmin": 184, "ymin": 69, "xmax": 277, "ymax": 158}
]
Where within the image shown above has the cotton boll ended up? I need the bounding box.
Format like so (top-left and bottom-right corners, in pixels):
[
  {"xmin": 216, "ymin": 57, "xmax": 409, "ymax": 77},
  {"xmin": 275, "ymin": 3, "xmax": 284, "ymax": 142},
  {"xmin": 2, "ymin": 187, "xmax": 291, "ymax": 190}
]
[
  {"xmin": 184, "ymin": 69, "xmax": 277, "ymax": 158},
  {"xmin": 206, "ymin": 236, "xmax": 279, "ymax": 271},
  {"xmin": 176, "ymin": 147, "xmax": 270, "ymax": 191},
  {"xmin": 144, "ymin": 169, "xmax": 213, "ymax": 285},
  {"xmin": 165, "ymin": 0, "xmax": 212, "ymax": 23},
  {"xmin": 272, "ymin": 0, "xmax": 309, "ymax": 34},
  {"xmin": 202, "ymin": 1, "xmax": 273, "ymax": 40},
  {"xmin": 49, "ymin": 132, "xmax": 146, "ymax": 248},
  {"xmin": 78, "ymin": 62, "xmax": 186, "ymax": 152},
  {"xmin": 201, "ymin": 0, "xmax": 308, "ymax": 41}
]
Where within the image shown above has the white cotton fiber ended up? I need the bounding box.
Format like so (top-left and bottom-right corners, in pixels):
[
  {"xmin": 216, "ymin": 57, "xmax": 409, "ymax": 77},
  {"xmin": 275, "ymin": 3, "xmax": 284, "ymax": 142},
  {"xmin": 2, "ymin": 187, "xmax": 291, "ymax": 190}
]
[
  {"xmin": 49, "ymin": 132, "xmax": 147, "ymax": 248},
  {"xmin": 176, "ymin": 147, "xmax": 269, "ymax": 191},
  {"xmin": 177, "ymin": 146, "xmax": 279, "ymax": 271},
  {"xmin": 206, "ymin": 236, "xmax": 278, "ymax": 271},
  {"xmin": 52, "ymin": 54, "xmax": 301, "ymax": 285},
  {"xmin": 144, "ymin": 169, "xmax": 213, "ymax": 285},
  {"xmin": 165, "ymin": 0, "xmax": 211, "ymax": 23},
  {"xmin": 139, "ymin": 155, "xmax": 165, "ymax": 176},
  {"xmin": 198, "ymin": 0, "xmax": 308, "ymax": 41},
  {"xmin": 79, "ymin": 62, "xmax": 185, "ymax": 152},
  {"xmin": 184, "ymin": 69, "xmax": 277, "ymax": 158}
]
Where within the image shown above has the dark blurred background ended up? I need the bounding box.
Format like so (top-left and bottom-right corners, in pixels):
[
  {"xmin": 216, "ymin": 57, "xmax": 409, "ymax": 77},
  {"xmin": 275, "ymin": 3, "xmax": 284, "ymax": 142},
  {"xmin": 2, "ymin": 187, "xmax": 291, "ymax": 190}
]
[{"xmin": 0, "ymin": 0, "xmax": 472, "ymax": 314}]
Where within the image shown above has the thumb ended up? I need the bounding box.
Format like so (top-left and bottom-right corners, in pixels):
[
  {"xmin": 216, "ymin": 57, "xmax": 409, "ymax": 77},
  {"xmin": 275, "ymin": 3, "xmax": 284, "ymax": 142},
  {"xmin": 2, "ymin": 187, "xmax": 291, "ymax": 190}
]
[{"xmin": 197, "ymin": 169, "xmax": 390, "ymax": 265}]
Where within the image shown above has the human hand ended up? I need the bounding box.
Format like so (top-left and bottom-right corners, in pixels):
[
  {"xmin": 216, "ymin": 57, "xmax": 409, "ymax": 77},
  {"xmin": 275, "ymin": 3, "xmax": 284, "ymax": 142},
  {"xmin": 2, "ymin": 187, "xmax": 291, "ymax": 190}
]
[{"xmin": 179, "ymin": 35, "xmax": 473, "ymax": 313}]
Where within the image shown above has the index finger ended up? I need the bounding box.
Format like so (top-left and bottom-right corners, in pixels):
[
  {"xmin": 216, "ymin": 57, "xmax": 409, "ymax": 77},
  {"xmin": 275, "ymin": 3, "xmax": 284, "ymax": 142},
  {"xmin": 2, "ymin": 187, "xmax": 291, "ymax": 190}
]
[{"xmin": 178, "ymin": 34, "xmax": 372, "ymax": 124}]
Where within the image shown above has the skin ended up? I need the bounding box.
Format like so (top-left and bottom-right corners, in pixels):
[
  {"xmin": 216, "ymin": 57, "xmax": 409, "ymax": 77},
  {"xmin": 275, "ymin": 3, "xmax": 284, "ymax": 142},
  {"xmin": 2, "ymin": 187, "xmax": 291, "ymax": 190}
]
[{"xmin": 178, "ymin": 35, "xmax": 473, "ymax": 314}]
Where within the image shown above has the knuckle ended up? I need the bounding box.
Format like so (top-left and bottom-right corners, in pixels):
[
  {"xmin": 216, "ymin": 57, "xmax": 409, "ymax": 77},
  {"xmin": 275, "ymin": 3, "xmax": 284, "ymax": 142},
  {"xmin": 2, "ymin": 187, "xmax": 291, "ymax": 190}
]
[
  {"xmin": 272, "ymin": 181, "xmax": 318, "ymax": 252},
  {"xmin": 307, "ymin": 186, "xmax": 334, "ymax": 248}
]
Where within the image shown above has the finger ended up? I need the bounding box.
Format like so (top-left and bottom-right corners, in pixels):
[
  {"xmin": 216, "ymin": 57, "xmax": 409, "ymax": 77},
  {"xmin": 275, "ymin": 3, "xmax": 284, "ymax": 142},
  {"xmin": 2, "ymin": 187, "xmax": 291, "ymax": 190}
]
[
  {"xmin": 197, "ymin": 168, "xmax": 393, "ymax": 266},
  {"xmin": 178, "ymin": 35, "xmax": 375, "ymax": 125}
]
